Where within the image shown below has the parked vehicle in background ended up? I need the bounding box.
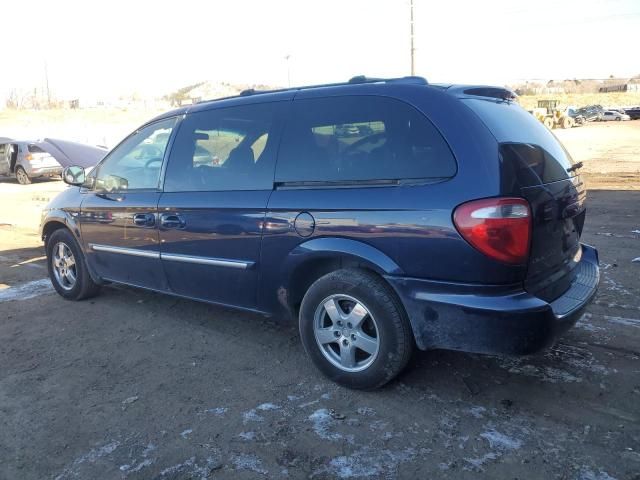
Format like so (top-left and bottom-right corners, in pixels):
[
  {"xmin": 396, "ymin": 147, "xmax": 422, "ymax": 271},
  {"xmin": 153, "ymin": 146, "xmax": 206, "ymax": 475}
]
[
  {"xmin": 0, "ymin": 141, "xmax": 63, "ymax": 184},
  {"xmin": 566, "ymin": 107, "xmax": 586, "ymax": 126},
  {"xmin": 624, "ymin": 107, "xmax": 640, "ymax": 120},
  {"xmin": 0, "ymin": 139, "xmax": 107, "ymax": 185},
  {"xmin": 601, "ymin": 110, "xmax": 631, "ymax": 121},
  {"xmin": 576, "ymin": 105, "xmax": 603, "ymax": 122},
  {"xmin": 41, "ymin": 76, "xmax": 599, "ymax": 389}
]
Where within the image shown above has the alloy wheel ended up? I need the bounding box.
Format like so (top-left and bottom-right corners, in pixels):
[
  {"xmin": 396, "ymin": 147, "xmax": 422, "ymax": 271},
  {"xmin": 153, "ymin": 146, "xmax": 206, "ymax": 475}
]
[
  {"xmin": 52, "ymin": 242, "xmax": 77, "ymax": 290},
  {"xmin": 313, "ymin": 294, "xmax": 380, "ymax": 372}
]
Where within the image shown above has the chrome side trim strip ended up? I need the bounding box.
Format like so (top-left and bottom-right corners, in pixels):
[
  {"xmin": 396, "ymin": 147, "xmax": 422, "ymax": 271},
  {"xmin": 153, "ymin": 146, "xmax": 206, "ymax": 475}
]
[
  {"xmin": 160, "ymin": 253, "xmax": 253, "ymax": 269},
  {"xmin": 89, "ymin": 244, "xmax": 253, "ymax": 269},
  {"xmin": 90, "ymin": 244, "xmax": 160, "ymax": 259}
]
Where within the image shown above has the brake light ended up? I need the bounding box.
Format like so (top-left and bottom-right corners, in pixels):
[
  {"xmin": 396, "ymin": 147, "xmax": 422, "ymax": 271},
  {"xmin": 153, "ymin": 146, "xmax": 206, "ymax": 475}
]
[{"xmin": 453, "ymin": 197, "xmax": 531, "ymax": 265}]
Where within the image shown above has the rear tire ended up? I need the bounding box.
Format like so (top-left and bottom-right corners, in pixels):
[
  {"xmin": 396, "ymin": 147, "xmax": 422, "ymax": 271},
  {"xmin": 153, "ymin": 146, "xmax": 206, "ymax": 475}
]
[
  {"xmin": 299, "ymin": 269, "xmax": 414, "ymax": 390},
  {"xmin": 46, "ymin": 228, "xmax": 101, "ymax": 300},
  {"xmin": 543, "ymin": 117, "xmax": 554, "ymax": 129},
  {"xmin": 16, "ymin": 166, "xmax": 31, "ymax": 185}
]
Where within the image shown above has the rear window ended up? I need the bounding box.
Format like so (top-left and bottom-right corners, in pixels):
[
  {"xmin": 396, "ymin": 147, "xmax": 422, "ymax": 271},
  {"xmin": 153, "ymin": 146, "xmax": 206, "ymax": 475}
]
[
  {"xmin": 275, "ymin": 96, "xmax": 456, "ymax": 184},
  {"xmin": 28, "ymin": 144, "xmax": 46, "ymax": 153},
  {"xmin": 463, "ymin": 98, "xmax": 577, "ymax": 184}
]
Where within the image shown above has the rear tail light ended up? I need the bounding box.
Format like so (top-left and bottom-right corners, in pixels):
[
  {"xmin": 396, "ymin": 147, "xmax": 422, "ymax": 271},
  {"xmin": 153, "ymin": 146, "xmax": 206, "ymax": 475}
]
[{"xmin": 453, "ymin": 197, "xmax": 531, "ymax": 265}]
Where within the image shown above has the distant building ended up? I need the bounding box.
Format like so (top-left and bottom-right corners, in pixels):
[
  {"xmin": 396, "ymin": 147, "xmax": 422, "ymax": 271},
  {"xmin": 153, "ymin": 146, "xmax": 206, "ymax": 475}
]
[{"xmin": 599, "ymin": 79, "xmax": 640, "ymax": 93}]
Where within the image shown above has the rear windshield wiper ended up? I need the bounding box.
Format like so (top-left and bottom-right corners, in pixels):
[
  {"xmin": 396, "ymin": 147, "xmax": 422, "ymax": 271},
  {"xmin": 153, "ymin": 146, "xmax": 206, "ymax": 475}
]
[{"xmin": 567, "ymin": 161, "xmax": 583, "ymax": 173}]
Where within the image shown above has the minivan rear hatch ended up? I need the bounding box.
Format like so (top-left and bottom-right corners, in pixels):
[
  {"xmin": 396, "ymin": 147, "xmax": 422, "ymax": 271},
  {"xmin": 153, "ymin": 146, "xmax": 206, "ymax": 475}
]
[{"xmin": 462, "ymin": 96, "xmax": 586, "ymax": 302}]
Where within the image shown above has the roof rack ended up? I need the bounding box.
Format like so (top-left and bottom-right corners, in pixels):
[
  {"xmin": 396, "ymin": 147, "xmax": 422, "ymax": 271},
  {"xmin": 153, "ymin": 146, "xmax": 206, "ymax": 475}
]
[{"xmin": 237, "ymin": 75, "xmax": 428, "ymax": 97}]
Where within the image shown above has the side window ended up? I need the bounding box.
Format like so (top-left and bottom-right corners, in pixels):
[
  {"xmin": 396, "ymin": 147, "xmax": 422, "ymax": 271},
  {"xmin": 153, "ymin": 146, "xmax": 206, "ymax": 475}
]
[
  {"xmin": 164, "ymin": 102, "xmax": 281, "ymax": 192},
  {"xmin": 93, "ymin": 118, "xmax": 175, "ymax": 192},
  {"xmin": 275, "ymin": 96, "xmax": 456, "ymax": 183}
]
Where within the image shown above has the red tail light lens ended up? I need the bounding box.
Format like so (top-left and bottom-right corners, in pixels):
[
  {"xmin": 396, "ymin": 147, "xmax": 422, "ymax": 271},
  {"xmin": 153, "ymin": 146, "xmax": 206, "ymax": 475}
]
[{"xmin": 453, "ymin": 197, "xmax": 531, "ymax": 265}]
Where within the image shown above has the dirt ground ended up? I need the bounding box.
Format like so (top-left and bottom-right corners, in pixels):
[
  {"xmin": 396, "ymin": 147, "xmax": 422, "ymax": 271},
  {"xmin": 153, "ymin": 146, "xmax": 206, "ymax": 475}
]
[{"xmin": 0, "ymin": 122, "xmax": 639, "ymax": 479}]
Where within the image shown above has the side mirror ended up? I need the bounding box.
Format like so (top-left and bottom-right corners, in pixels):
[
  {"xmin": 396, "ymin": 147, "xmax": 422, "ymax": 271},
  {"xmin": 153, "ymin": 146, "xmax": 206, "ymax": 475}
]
[{"xmin": 63, "ymin": 166, "xmax": 86, "ymax": 186}]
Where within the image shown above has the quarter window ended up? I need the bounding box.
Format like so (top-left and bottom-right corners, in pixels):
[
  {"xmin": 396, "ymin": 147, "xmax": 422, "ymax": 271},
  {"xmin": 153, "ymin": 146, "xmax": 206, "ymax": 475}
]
[
  {"xmin": 164, "ymin": 103, "xmax": 281, "ymax": 192},
  {"xmin": 275, "ymin": 96, "xmax": 456, "ymax": 183},
  {"xmin": 94, "ymin": 118, "xmax": 175, "ymax": 192}
]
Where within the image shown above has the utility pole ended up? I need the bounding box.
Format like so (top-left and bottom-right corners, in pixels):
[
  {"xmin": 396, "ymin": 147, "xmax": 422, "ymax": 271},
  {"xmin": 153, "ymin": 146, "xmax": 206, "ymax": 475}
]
[
  {"xmin": 410, "ymin": 0, "xmax": 415, "ymax": 76},
  {"xmin": 44, "ymin": 60, "xmax": 51, "ymax": 107},
  {"xmin": 285, "ymin": 54, "xmax": 291, "ymax": 87}
]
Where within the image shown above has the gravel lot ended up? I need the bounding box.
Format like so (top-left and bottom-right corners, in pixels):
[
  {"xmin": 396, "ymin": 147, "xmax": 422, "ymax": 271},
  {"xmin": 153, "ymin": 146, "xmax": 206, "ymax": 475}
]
[{"xmin": 0, "ymin": 122, "xmax": 639, "ymax": 479}]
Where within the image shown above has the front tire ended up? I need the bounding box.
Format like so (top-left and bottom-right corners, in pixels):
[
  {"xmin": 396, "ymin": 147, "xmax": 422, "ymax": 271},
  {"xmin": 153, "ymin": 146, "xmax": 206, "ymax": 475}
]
[
  {"xmin": 16, "ymin": 166, "xmax": 31, "ymax": 185},
  {"xmin": 299, "ymin": 269, "xmax": 414, "ymax": 390},
  {"xmin": 46, "ymin": 228, "xmax": 101, "ymax": 300}
]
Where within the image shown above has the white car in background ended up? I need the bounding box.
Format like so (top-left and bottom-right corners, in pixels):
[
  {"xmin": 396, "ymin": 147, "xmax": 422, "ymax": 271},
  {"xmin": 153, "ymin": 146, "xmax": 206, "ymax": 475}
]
[{"xmin": 600, "ymin": 110, "xmax": 631, "ymax": 121}]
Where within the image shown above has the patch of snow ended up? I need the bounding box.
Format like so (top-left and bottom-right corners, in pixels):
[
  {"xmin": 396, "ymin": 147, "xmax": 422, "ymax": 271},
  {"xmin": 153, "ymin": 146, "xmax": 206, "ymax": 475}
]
[
  {"xmin": 243, "ymin": 409, "xmax": 264, "ymax": 423},
  {"xmin": 314, "ymin": 447, "xmax": 416, "ymax": 479},
  {"xmin": 232, "ymin": 454, "xmax": 268, "ymax": 475},
  {"xmin": 205, "ymin": 407, "xmax": 228, "ymax": 416},
  {"xmin": 308, "ymin": 408, "xmax": 343, "ymax": 441},
  {"xmin": 578, "ymin": 468, "xmax": 618, "ymax": 480},
  {"xmin": 480, "ymin": 430, "xmax": 522, "ymax": 450},
  {"xmin": 256, "ymin": 402, "xmax": 280, "ymax": 411},
  {"xmin": 180, "ymin": 429, "xmax": 193, "ymax": 438},
  {"xmin": 129, "ymin": 459, "xmax": 153, "ymax": 473},
  {"xmin": 464, "ymin": 452, "xmax": 499, "ymax": 470},
  {"xmin": 0, "ymin": 278, "xmax": 53, "ymax": 302},
  {"xmin": 498, "ymin": 359, "xmax": 582, "ymax": 383},
  {"xmin": 158, "ymin": 456, "xmax": 220, "ymax": 479},
  {"xmin": 604, "ymin": 315, "xmax": 640, "ymax": 328},
  {"xmin": 356, "ymin": 407, "xmax": 376, "ymax": 416},
  {"xmin": 54, "ymin": 441, "xmax": 120, "ymax": 480},
  {"xmin": 239, "ymin": 431, "xmax": 256, "ymax": 440},
  {"xmin": 469, "ymin": 406, "xmax": 487, "ymax": 419}
]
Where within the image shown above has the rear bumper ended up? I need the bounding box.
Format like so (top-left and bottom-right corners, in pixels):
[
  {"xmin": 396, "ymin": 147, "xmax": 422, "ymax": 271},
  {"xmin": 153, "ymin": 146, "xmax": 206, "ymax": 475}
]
[
  {"xmin": 386, "ymin": 244, "xmax": 599, "ymax": 355},
  {"xmin": 26, "ymin": 165, "xmax": 63, "ymax": 177}
]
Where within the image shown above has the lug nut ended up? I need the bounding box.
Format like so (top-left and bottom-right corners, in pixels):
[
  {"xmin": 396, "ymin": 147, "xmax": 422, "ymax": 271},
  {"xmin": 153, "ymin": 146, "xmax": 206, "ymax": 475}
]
[
  {"xmin": 334, "ymin": 330, "xmax": 340, "ymax": 338},
  {"xmin": 342, "ymin": 339, "xmax": 349, "ymax": 347},
  {"xmin": 351, "ymin": 334, "xmax": 356, "ymax": 341},
  {"xmin": 347, "ymin": 322, "xmax": 353, "ymax": 328}
]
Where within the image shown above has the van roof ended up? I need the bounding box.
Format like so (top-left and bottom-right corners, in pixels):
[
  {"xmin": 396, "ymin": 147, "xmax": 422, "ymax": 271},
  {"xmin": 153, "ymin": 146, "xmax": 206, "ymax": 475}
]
[{"xmin": 148, "ymin": 76, "xmax": 517, "ymax": 124}]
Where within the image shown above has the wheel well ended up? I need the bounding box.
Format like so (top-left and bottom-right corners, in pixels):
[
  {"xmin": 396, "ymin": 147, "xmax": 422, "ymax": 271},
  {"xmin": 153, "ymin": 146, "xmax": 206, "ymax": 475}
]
[
  {"xmin": 42, "ymin": 221, "xmax": 68, "ymax": 246},
  {"xmin": 287, "ymin": 257, "xmax": 387, "ymax": 316}
]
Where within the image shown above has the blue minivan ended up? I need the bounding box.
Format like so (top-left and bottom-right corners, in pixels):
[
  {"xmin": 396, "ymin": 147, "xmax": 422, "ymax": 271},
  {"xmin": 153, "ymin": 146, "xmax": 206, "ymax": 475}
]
[{"xmin": 41, "ymin": 76, "xmax": 599, "ymax": 389}]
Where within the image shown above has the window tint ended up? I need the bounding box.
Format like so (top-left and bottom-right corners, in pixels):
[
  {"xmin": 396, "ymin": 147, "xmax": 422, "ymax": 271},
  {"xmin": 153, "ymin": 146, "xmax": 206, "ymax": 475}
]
[
  {"xmin": 94, "ymin": 118, "xmax": 175, "ymax": 192},
  {"xmin": 500, "ymin": 143, "xmax": 572, "ymax": 186},
  {"xmin": 463, "ymin": 98, "xmax": 576, "ymax": 174},
  {"xmin": 164, "ymin": 103, "xmax": 281, "ymax": 192},
  {"xmin": 28, "ymin": 144, "xmax": 46, "ymax": 153},
  {"xmin": 275, "ymin": 96, "xmax": 456, "ymax": 183}
]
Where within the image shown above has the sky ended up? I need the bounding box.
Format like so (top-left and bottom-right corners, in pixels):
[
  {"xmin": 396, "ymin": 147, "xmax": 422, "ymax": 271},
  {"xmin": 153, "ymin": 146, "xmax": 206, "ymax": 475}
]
[{"xmin": 1, "ymin": 0, "xmax": 639, "ymax": 101}]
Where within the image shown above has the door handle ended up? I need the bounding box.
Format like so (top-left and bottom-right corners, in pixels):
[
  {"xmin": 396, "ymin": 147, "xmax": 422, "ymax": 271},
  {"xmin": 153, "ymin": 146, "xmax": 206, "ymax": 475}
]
[
  {"xmin": 133, "ymin": 213, "xmax": 155, "ymax": 227},
  {"xmin": 160, "ymin": 213, "xmax": 186, "ymax": 229}
]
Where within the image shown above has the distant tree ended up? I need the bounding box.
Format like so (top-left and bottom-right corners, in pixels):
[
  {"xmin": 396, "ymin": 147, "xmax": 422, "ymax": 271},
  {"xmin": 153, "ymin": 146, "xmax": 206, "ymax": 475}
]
[{"xmin": 164, "ymin": 82, "xmax": 206, "ymax": 107}]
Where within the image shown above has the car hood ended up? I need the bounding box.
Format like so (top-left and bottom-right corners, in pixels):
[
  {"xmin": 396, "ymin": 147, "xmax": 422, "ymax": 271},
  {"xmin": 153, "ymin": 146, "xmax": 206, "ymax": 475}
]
[{"xmin": 34, "ymin": 138, "xmax": 108, "ymax": 169}]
